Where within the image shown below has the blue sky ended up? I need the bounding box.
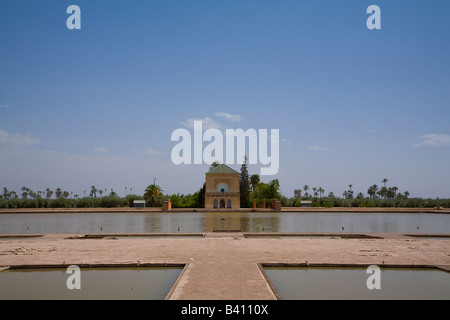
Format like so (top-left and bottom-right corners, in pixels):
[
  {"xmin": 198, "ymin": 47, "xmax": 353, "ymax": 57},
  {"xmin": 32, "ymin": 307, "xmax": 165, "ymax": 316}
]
[{"xmin": 1, "ymin": 0, "xmax": 449, "ymax": 198}]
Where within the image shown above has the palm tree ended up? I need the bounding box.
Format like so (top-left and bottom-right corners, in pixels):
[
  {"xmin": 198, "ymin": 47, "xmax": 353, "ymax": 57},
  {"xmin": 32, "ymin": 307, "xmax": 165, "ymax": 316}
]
[
  {"xmin": 391, "ymin": 186, "xmax": 398, "ymax": 199},
  {"xmin": 55, "ymin": 188, "xmax": 63, "ymax": 199},
  {"xmin": 145, "ymin": 178, "xmax": 163, "ymax": 207},
  {"xmin": 404, "ymin": 190, "xmax": 410, "ymax": 198},
  {"xmin": 21, "ymin": 186, "xmax": 28, "ymax": 199},
  {"xmin": 377, "ymin": 187, "xmax": 387, "ymax": 199},
  {"xmin": 312, "ymin": 187, "xmax": 317, "ymax": 198},
  {"xmin": 318, "ymin": 187, "xmax": 324, "ymax": 198},
  {"xmin": 382, "ymin": 178, "xmax": 388, "ymax": 189},
  {"xmin": 90, "ymin": 186, "xmax": 98, "ymax": 198},
  {"xmin": 45, "ymin": 188, "xmax": 53, "ymax": 199},
  {"xmin": 109, "ymin": 188, "xmax": 117, "ymax": 197},
  {"xmin": 346, "ymin": 184, "xmax": 354, "ymax": 199},
  {"xmin": 387, "ymin": 188, "xmax": 396, "ymax": 199},
  {"xmin": 303, "ymin": 185, "xmax": 309, "ymax": 197},
  {"xmin": 3, "ymin": 187, "xmax": 10, "ymax": 199},
  {"xmin": 29, "ymin": 190, "xmax": 37, "ymax": 199},
  {"xmin": 368, "ymin": 184, "xmax": 378, "ymax": 199}
]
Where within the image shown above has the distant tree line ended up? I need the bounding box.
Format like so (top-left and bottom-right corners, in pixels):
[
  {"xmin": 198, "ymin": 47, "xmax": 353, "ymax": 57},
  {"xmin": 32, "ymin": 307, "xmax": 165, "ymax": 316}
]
[
  {"xmin": 1, "ymin": 177, "xmax": 448, "ymax": 209},
  {"xmin": 0, "ymin": 185, "xmax": 143, "ymax": 209},
  {"xmin": 282, "ymin": 178, "xmax": 449, "ymax": 208},
  {"xmin": 0, "ymin": 182, "xmax": 205, "ymax": 209}
]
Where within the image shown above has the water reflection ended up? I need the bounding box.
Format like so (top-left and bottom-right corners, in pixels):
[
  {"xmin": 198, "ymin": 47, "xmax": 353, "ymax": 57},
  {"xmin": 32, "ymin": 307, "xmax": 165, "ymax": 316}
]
[
  {"xmin": 0, "ymin": 212, "xmax": 449, "ymax": 234},
  {"xmin": 264, "ymin": 267, "xmax": 450, "ymax": 300}
]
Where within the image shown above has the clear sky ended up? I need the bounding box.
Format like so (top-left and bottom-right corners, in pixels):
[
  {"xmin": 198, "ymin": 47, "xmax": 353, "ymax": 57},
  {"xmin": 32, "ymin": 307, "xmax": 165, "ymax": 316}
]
[{"xmin": 1, "ymin": 0, "xmax": 449, "ymax": 198}]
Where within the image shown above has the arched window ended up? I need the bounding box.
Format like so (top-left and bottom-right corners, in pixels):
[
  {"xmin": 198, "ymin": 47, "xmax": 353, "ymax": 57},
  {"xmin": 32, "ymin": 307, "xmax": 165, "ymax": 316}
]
[
  {"xmin": 227, "ymin": 199, "xmax": 232, "ymax": 208},
  {"xmin": 216, "ymin": 182, "xmax": 229, "ymax": 193},
  {"xmin": 220, "ymin": 199, "xmax": 226, "ymax": 208},
  {"xmin": 213, "ymin": 199, "xmax": 218, "ymax": 208}
]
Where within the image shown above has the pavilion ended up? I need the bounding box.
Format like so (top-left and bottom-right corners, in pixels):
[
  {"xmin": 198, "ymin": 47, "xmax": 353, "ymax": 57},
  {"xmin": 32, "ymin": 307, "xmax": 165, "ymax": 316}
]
[{"xmin": 204, "ymin": 164, "xmax": 240, "ymax": 209}]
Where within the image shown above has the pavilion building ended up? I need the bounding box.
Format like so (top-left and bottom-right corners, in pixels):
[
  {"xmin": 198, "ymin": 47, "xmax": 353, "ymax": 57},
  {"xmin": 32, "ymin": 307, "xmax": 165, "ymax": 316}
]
[{"xmin": 204, "ymin": 164, "xmax": 240, "ymax": 209}]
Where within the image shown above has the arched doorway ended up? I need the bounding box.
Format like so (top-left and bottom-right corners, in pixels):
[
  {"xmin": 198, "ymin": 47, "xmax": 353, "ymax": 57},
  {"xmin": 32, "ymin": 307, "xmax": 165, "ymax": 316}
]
[
  {"xmin": 213, "ymin": 199, "xmax": 218, "ymax": 208},
  {"xmin": 227, "ymin": 199, "xmax": 232, "ymax": 209},
  {"xmin": 220, "ymin": 198, "xmax": 226, "ymax": 208}
]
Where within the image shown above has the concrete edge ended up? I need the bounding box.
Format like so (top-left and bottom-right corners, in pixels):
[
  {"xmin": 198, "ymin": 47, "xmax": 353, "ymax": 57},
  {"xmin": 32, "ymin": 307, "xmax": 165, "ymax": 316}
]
[
  {"xmin": 257, "ymin": 263, "xmax": 282, "ymax": 300},
  {"xmin": 259, "ymin": 262, "xmax": 450, "ymax": 269},
  {"xmin": 0, "ymin": 234, "xmax": 45, "ymax": 238},
  {"xmin": 4, "ymin": 262, "xmax": 186, "ymax": 269},
  {"xmin": 403, "ymin": 234, "xmax": 450, "ymax": 238},
  {"xmin": 2, "ymin": 232, "xmax": 450, "ymax": 240},
  {"xmin": 244, "ymin": 232, "xmax": 384, "ymax": 239},
  {"xmin": 165, "ymin": 263, "xmax": 191, "ymax": 300},
  {"xmin": 71, "ymin": 233, "xmax": 205, "ymax": 239},
  {"xmin": 436, "ymin": 265, "xmax": 450, "ymax": 272},
  {"xmin": 0, "ymin": 266, "xmax": 10, "ymax": 272}
]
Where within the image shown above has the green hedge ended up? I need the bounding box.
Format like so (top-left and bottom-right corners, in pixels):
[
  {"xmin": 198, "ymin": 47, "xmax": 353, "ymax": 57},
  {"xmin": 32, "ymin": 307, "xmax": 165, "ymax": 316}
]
[{"xmin": 0, "ymin": 194, "xmax": 145, "ymax": 209}]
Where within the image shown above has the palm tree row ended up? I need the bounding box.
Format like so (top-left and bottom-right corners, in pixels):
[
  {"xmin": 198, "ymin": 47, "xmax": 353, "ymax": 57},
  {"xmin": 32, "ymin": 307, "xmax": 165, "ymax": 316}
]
[
  {"xmin": 2, "ymin": 185, "xmax": 135, "ymax": 200},
  {"xmin": 297, "ymin": 185, "xmax": 333, "ymax": 199},
  {"xmin": 295, "ymin": 179, "xmax": 409, "ymax": 201}
]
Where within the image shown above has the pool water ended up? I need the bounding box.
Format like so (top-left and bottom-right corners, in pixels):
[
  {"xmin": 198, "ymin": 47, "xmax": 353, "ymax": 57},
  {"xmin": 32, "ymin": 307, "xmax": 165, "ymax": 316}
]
[
  {"xmin": 263, "ymin": 267, "xmax": 450, "ymax": 300},
  {"xmin": 0, "ymin": 267, "xmax": 183, "ymax": 300},
  {"xmin": 1, "ymin": 211, "xmax": 449, "ymax": 234}
]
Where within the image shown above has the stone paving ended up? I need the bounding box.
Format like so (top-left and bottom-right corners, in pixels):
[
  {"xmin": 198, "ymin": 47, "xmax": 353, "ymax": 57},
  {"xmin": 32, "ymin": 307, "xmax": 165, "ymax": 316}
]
[{"xmin": 1, "ymin": 232, "xmax": 450, "ymax": 299}]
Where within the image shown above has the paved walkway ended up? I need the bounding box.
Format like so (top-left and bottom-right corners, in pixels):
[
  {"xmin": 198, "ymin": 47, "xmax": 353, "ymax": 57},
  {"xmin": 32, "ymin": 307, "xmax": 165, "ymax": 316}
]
[{"xmin": 1, "ymin": 232, "xmax": 450, "ymax": 299}]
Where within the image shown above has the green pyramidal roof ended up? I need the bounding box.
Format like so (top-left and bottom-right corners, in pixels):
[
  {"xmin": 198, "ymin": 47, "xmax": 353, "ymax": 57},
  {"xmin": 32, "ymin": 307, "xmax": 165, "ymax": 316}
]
[{"xmin": 207, "ymin": 164, "xmax": 239, "ymax": 174}]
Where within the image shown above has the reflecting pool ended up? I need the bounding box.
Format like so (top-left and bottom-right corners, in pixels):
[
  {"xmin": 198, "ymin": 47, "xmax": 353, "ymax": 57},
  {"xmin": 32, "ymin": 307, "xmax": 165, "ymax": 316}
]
[
  {"xmin": 0, "ymin": 211, "xmax": 449, "ymax": 234},
  {"xmin": 0, "ymin": 267, "xmax": 182, "ymax": 300},
  {"xmin": 263, "ymin": 267, "xmax": 450, "ymax": 300}
]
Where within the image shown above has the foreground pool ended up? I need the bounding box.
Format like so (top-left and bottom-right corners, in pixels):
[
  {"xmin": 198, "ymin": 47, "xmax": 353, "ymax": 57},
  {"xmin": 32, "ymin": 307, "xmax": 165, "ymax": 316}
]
[
  {"xmin": 263, "ymin": 267, "xmax": 450, "ymax": 300},
  {"xmin": 0, "ymin": 267, "xmax": 183, "ymax": 300}
]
